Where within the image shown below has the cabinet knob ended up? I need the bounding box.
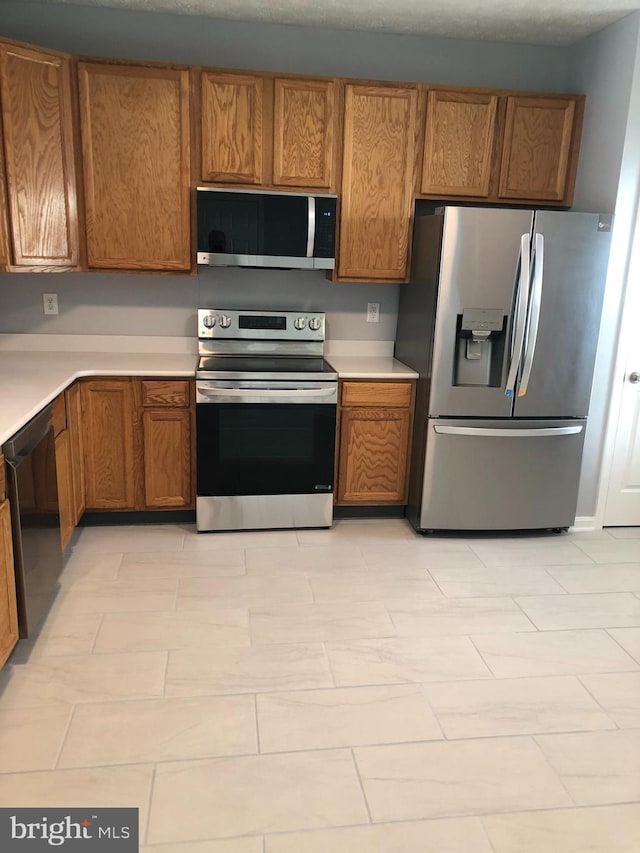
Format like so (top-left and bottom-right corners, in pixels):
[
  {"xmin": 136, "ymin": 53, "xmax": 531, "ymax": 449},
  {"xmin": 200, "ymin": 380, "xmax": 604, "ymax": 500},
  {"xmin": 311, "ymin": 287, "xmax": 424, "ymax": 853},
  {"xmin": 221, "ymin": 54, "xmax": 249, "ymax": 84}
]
[{"xmin": 630, "ymin": 371, "xmax": 640, "ymax": 384}]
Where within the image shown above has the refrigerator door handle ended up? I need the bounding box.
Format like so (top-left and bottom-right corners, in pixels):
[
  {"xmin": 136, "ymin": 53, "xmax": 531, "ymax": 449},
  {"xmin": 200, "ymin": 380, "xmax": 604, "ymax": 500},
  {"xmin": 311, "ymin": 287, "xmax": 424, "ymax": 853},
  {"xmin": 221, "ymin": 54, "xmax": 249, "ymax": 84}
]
[
  {"xmin": 505, "ymin": 233, "xmax": 531, "ymax": 397},
  {"xmin": 517, "ymin": 232, "xmax": 544, "ymax": 397},
  {"xmin": 433, "ymin": 425, "xmax": 583, "ymax": 437}
]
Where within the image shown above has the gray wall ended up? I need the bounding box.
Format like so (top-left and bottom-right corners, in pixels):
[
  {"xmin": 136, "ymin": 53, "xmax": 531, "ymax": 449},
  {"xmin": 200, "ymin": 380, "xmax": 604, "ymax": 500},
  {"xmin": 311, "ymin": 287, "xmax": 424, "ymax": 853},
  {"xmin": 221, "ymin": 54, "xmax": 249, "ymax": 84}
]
[
  {"xmin": 568, "ymin": 14, "xmax": 640, "ymax": 516},
  {"xmin": 0, "ymin": 2, "xmax": 571, "ymax": 90},
  {"xmin": 0, "ymin": 269, "xmax": 400, "ymax": 342}
]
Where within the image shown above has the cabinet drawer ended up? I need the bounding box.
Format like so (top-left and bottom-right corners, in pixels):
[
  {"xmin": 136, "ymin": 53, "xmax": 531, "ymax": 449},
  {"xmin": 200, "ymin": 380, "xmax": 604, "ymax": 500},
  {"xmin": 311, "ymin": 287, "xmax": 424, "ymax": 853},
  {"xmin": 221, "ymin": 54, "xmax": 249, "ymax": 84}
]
[
  {"xmin": 51, "ymin": 394, "xmax": 67, "ymax": 436},
  {"xmin": 341, "ymin": 381, "xmax": 413, "ymax": 408},
  {"xmin": 141, "ymin": 380, "xmax": 190, "ymax": 408}
]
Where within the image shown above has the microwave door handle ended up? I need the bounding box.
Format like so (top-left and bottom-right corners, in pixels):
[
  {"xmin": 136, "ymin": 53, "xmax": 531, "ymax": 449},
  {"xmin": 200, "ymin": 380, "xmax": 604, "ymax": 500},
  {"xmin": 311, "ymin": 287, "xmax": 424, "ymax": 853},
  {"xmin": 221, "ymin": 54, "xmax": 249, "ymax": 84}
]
[
  {"xmin": 505, "ymin": 233, "xmax": 531, "ymax": 397},
  {"xmin": 307, "ymin": 196, "xmax": 315, "ymax": 258}
]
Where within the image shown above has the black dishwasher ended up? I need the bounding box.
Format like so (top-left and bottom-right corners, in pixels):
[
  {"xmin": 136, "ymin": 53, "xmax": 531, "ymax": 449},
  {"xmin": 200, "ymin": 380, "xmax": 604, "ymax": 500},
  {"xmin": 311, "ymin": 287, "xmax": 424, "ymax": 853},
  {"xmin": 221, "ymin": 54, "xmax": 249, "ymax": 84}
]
[{"xmin": 2, "ymin": 406, "xmax": 63, "ymax": 637}]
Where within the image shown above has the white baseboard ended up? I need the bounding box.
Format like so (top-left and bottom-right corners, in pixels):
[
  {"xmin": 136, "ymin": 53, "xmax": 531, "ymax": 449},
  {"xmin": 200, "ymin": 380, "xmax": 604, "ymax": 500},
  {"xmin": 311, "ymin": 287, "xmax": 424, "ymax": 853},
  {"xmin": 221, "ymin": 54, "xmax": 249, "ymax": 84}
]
[{"xmin": 571, "ymin": 516, "xmax": 601, "ymax": 531}]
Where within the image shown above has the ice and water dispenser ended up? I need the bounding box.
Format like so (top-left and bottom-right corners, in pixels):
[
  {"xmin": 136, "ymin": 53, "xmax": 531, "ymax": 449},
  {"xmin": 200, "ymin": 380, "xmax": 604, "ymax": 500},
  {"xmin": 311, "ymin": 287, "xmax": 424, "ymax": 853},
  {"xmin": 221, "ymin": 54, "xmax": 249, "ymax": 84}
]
[{"xmin": 453, "ymin": 308, "xmax": 506, "ymax": 387}]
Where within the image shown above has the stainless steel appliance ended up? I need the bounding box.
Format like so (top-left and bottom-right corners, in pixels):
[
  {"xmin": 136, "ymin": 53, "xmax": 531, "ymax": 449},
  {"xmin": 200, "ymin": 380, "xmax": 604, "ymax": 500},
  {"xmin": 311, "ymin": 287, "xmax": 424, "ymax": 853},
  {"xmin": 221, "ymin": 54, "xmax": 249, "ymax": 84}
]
[
  {"xmin": 196, "ymin": 309, "xmax": 338, "ymax": 531},
  {"xmin": 197, "ymin": 188, "xmax": 337, "ymax": 269},
  {"xmin": 395, "ymin": 206, "xmax": 613, "ymax": 532},
  {"xmin": 2, "ymin": 407, "xmax": 63, "ymax": 636}
]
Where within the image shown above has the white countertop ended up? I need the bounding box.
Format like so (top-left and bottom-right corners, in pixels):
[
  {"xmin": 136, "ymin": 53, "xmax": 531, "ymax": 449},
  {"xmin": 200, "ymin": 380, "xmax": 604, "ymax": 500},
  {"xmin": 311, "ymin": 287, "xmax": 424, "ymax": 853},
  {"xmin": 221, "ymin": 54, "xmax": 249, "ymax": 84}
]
[
  {"xmin": 324, "ymin": 355, "xmax": 418, "ymax": 380},
  {"xmin": 0, "ymin": 350, "xmax": 196, "ymax": 447},
  {"xmin": 0, "ymin": 336, "xmax": 417, "ymax": 447}
]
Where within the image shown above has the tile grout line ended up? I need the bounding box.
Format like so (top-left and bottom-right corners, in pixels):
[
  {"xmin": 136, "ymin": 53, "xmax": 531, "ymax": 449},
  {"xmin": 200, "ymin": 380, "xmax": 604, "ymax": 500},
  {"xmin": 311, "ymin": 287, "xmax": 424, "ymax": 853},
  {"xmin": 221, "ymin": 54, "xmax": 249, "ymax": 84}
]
[
  {"xmin": 143, "ymin": 764, "xmax": 157, "ymax": 848},
  {"xmin": 322, "ymin": 641, "xmax": 336, "ymax": 688},
  {"xmin": 350, "ymin": 747, "xmax": 373, "ymax": 825},
  {"xmin": 52, "ymin": 704, "xmax": 77, "ymax": 770},
  {"xmin": 89, "ymin": 613, "xmax": 106, "ymax": 654},
  {"xmin": 528, "ymin": 734, "xmax": 578, "ymax": 807},
  {"xmin": 114, "ymin": 551, "xmax": 126, "ymax": 581},
  {"xmin": 161, "ymin": 650, "xmax": 170, "ymax": 699},
  {"xmin": 575, "ymin": 675, "xmax": 622, "ymax": 730},
  {"xmin": 254, "ymin": 693, "xmax": 262, "ymax": 755},
  {"xmin": 604, "ymin": 627, "xmax": 640, "ymax": 666},
  {"xmin": 478, "ymin": 814, "xmax": 501, "ymax": 853}
]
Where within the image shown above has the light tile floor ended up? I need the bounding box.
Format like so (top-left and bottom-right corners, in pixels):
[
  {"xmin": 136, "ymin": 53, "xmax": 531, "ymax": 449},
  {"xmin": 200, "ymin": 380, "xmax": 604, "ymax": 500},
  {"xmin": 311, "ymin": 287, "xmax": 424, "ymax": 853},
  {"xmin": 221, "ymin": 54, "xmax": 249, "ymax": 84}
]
[{"xmin": 1, "ymin": 519, "xmax": 640, "ymax": 852}]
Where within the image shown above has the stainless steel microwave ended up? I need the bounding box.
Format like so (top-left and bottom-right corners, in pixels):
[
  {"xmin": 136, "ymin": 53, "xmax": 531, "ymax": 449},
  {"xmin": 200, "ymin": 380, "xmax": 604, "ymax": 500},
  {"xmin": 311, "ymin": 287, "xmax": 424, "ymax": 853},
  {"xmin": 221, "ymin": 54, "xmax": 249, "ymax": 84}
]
[{"xmin": 197, "ymin": 187, "xmax": 337, "ymax": 270}]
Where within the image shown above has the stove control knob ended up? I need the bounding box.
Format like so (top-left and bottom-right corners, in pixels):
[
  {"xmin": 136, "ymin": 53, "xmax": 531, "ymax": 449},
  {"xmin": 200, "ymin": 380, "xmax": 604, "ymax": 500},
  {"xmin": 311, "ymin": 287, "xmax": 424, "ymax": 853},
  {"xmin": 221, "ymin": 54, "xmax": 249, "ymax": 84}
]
[
  {"xmin": 202, "ymin": 314, "xmax": 216, "ymax": 329},
  {"xmin": 308, "ymin": 317, "xmax": 322, "ymax": 331},
  {"xmin": 218, "ymin": 314, "xmax": 232, "ymax": 329},
  {"xmin": 294, "ymin": 317, "xmax": 307, "ymax": 330}
]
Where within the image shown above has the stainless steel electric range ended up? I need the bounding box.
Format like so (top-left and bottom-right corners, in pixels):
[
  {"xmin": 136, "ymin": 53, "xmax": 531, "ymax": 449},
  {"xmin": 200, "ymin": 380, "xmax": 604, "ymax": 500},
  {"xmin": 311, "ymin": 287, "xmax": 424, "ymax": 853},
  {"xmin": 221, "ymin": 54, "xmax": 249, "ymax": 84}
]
[{"xmin": 195, "ymin": 308, "xmax": 338, "ymax": 532}]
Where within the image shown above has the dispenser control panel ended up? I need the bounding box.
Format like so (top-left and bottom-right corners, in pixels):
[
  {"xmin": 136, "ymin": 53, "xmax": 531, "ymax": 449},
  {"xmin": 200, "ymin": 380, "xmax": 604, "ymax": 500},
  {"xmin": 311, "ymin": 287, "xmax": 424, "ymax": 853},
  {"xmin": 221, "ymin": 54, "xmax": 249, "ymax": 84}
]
[{"xmin": 461, "ymin": 308, "xmax": 504, "ymax": 332}]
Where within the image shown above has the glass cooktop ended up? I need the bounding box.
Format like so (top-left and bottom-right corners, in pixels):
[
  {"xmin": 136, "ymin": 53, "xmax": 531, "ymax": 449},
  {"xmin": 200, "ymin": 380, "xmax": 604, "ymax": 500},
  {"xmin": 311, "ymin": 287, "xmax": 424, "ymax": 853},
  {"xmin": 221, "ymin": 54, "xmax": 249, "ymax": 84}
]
[{"xmin": 196, "ymin": 355, "xmax": 337, "ymax": 381}]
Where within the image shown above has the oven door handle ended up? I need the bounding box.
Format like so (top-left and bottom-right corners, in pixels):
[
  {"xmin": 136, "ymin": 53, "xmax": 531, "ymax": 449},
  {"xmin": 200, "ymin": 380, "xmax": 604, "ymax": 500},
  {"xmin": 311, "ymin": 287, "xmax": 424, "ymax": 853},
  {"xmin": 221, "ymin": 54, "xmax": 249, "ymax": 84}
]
[{"xmin": 197, "ymin": 386, "xmax": 337, "ymax": 398}]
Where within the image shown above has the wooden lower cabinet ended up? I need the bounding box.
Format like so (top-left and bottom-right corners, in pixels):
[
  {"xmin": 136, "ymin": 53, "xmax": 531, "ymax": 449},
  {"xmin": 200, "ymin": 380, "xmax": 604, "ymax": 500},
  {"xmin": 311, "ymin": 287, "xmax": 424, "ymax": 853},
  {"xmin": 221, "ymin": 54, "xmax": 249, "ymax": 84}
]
[
  {"xmin": 336, "ymin": 380, "xmax": 415, "ymax": 505},
  {"xmin": 0, "ymin": 498, "xmax": 18, "ymax": 668},
  {"xmin": 82, "ymin": 377, "xmax": 194, "ymax": 512},
  {"xmin": 55, "ymin": 427, "xmax": 75, "ymax": 549},
  {"xmin": 142, "ymin": 409, "xmax": 192, "ymax": 508},
  {"xmin": 66, "ymin": 382, "xmax": 86, "ymax": 525},
  {"xmin": 82, "ymin": 379, "xmax": 138, "ymax": 510},
  {"xmin": 51, "ymin": 384, "xmax": 86, "ymax": 549}
]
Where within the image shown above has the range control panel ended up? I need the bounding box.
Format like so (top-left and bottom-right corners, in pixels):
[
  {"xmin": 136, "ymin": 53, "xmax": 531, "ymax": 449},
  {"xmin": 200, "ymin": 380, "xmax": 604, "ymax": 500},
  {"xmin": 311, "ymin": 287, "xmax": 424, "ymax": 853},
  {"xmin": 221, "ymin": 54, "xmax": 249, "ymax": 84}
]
[{"xmin": 198, "ymin": 309, "xmax": 326, "ymax": 341}]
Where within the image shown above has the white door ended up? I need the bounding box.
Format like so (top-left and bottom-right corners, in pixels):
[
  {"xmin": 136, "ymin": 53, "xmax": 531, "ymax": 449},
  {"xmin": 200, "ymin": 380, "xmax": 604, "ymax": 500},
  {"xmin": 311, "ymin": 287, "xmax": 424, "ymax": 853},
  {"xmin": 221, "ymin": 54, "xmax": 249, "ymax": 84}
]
[{"xmin": 604, "ymin": 339, "xmax": 640, "ymax": 525}]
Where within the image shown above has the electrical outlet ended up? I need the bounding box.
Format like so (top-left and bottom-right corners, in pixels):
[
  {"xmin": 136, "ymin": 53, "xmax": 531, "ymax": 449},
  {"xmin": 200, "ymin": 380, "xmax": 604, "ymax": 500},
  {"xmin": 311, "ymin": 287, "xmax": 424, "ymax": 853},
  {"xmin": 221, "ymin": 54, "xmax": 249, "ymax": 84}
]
[
  {"xmin": 367, "ymin": 302, "xmax": 380, "ymax": 323},
  {"xmin": 43, "ymin": 293, "xmax": 59, "ymax": 315}
]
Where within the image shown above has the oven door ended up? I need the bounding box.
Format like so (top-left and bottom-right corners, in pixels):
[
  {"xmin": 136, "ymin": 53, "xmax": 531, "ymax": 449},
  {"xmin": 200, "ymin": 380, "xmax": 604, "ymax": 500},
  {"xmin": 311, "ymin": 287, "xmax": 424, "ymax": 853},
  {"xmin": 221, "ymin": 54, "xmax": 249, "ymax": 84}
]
[{"xmin": 196, "ymin": 381, "xmax": 337, "ymax": 531}]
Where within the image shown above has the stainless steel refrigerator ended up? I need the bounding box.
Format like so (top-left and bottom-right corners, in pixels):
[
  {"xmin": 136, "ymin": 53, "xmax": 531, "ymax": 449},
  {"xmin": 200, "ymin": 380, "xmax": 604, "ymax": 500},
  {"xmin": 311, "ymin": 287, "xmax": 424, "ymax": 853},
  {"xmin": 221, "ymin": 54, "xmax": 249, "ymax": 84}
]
[{"xmin": 395, "ymin": 206, "xmax": 612, "ymax": 532}]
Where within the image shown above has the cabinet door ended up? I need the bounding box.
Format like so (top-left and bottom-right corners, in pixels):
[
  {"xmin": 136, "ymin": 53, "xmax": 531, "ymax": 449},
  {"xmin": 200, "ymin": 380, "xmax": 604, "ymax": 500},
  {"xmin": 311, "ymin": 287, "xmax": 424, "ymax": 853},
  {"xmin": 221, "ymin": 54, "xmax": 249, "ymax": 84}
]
[
  {"xmin": 0, "ymin": 42, "xmax": 79, "ymax": 268},
  {"xmin": 78, "ymin": 62, "xmax": 191, "ymax": 270},
  {"xmin": 55, "ymin": 428, "xmax": 74, "ymax": 550},
  {"xmin": 65, "ymin": 382, "xmax": 85, "ymax": 525},
  {"xmin": 201, "ymin": 71, "xmax": 263, "ymax": 184},
  {"xmin": 0, "ymin": 499, "xmax": 18, "ymax": 669},
  {"xmin": 421, "ymin": 89, "xmax": 497, "ymax": 197},
  {"xmin": 81, "ymin": 380, "xmax": 138, "ymax": 509},
  {"xmin": 498, "ymin": 95, "xmax": 579, "ymax": 202},
  {"xmin": 273, "ymin": 77, "xmax": 336, "ymax": 189},
  {"xmin": 0, "ymin": 127, "xmax": 9, "ymax": 269},
  {"xmin": 338, "ymin": 84, "xmax": 417, "ymax": 281},
  {"xmin": 142, "ymin": 409, "xmax": 192, "ymax": 508},
  {"xmin": 338, "ymin": 407, "xmax": 411, "ymax": 503}
]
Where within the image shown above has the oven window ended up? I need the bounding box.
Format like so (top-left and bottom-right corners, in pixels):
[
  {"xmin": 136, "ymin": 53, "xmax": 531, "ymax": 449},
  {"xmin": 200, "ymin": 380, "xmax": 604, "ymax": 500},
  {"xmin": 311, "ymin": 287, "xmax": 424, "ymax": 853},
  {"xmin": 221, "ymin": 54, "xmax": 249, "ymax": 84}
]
[
  {"xmin": 197, "ymin": 403, "xmax": 336, "ymax": 496},
  {"xmin": 220, "ymin": 408, "xmax": 313, "ymax": 463}
]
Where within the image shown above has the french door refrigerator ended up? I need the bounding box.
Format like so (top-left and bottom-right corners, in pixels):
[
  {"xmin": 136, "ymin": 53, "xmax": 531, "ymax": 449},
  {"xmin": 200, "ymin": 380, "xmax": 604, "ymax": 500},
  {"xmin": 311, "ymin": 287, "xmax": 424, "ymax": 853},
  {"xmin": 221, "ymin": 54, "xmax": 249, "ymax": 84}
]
[{"xmin": 395, "ymin": 206, "xmax": 612, "ymax": 532}]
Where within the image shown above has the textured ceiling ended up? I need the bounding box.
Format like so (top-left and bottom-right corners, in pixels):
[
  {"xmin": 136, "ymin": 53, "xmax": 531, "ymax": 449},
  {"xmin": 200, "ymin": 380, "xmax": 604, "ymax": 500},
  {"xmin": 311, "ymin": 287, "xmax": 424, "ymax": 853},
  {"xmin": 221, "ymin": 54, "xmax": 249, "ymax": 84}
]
[{"xmin": 18, "ymin": 0, "xmax": 640, "ymax": 46}]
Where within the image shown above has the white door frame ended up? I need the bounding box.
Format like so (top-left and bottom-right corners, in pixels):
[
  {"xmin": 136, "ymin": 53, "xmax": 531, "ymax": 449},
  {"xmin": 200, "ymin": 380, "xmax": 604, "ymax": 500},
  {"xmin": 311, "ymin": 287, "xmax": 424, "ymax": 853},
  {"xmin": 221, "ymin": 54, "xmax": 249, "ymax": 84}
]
[{"xmin": 594, "ymin": 200, "xmax": 640, "ymax": 528}]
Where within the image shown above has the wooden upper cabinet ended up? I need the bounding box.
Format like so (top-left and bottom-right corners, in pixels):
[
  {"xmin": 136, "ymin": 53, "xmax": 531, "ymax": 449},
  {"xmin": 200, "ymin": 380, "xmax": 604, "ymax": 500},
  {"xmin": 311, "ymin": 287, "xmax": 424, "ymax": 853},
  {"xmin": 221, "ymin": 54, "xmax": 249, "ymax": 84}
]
[
  {"xmin": 0, "ymin": 42, "xmax": 79, "ymax": 268},
  {"xmin": 338, "ymin": 84, "xmax": 417, "ymax": 282},
  {"xmin": 78, "ymin": 61, "xmax": 191, "ymax": 270},
  {"xmin": 498, "ymin": 95, "xmax": 581, "ymax": 202},
  {"xmin": 272, "ymin": 77, "xmax": 336, "ymax": 189},
  {"xmin": 201, "ymin": 71, "xmax": 263, "ymax": 184},
  {"xmin": 421, "ymin": 89, "xmax": 498, "ymax": 198}
]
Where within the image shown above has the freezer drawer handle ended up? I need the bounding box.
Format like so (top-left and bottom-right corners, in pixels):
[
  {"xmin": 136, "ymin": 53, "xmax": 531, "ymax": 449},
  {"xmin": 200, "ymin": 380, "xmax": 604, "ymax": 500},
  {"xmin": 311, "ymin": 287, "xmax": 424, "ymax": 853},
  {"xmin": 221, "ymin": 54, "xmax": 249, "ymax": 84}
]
[{"xmin": 433, "ymin": 425, "xmax": 584, "ymax": 437}]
